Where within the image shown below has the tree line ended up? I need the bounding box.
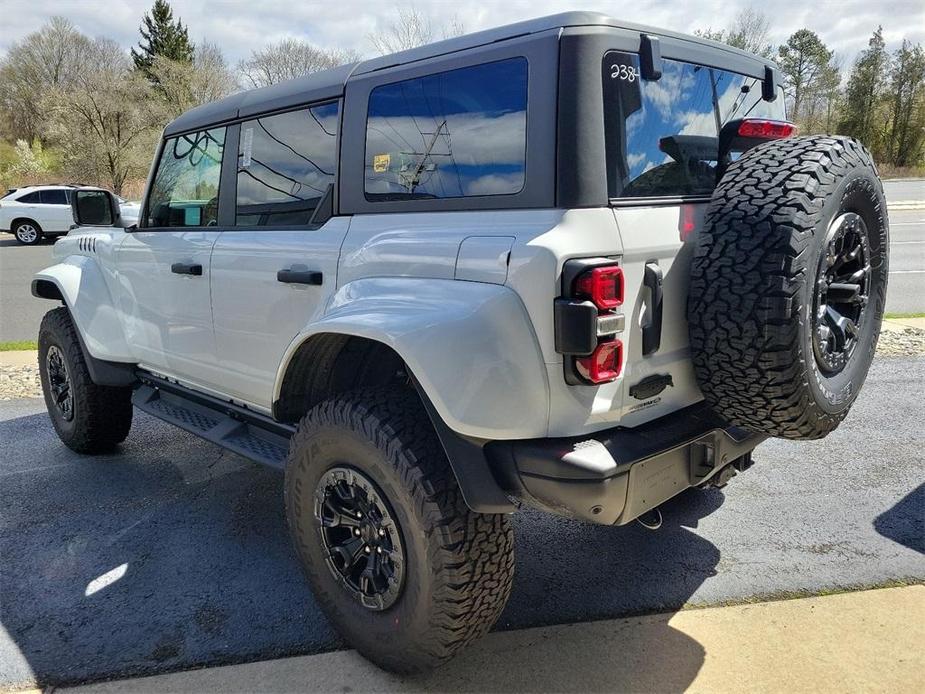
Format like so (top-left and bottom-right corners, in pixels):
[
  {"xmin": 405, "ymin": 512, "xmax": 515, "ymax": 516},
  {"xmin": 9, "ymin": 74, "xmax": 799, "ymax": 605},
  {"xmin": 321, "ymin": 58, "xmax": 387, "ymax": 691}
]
[
  {"xmin": 1, "ymin": 3, "xmax": 922, "ymax": 195},
  {"xmin": 698, "ymin": 9, "xmax": 925, "ymax": 171}
]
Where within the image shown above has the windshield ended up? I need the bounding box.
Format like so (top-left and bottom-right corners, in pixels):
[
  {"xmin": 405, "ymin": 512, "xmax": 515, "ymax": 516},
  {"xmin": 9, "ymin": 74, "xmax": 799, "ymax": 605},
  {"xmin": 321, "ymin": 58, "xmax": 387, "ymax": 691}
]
[{"xmin": 603, "ymin": 51, "xmax": 786, "ymax": 199}]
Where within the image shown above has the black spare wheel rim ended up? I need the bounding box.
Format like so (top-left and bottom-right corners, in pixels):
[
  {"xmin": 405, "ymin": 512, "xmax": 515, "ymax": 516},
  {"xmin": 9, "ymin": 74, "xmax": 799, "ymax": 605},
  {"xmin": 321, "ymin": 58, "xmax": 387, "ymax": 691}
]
[
  {"xmin": 315, "ymin": 466, "xmax": 405, "ymax": 610},
  {"xmin": 45, "ymin": 345, "xmax": 74, "ymax": 421},
  {"xmin": 812, "ymin": 212, "xmax": 871, "ymax": 374}
]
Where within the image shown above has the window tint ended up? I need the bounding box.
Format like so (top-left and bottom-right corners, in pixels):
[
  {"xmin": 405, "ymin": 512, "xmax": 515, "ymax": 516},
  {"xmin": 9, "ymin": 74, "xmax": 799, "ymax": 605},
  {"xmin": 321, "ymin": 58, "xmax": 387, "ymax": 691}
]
[
  {"xmin": 603, "ymin": 52, "xmax": 786, "ymax": 198},
  {"xmin": 41, "ymin": 189, "xmax": 69, "ymax": 205},
  {"xmin": 17, "ymin": 191, "xmax": 41, "ymax": 203},
  {"xmin": 365, "ymin": 58, "xmax": 528, "ymax": 201},
  {"xmin": 236, "ymin": 102, "xmax": 338, "ymax": 226},
  {"xmin": 147, "ymin": 128, "xmax": 225, "ymax": 227}
]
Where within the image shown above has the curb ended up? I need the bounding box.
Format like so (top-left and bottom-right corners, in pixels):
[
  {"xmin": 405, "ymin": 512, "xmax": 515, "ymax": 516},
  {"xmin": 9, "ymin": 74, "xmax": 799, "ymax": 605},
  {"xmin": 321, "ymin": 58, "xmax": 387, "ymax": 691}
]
[
  {"xmin": 60, "ymin": 586, "xmax": 925, "ymax": 694},
  {"xmin": 887, "ymin": 200, "xmax": 925, "ymax": 210},
  {"xmin": 0, "ymin": 350, "xmax": 38, "ymax": 368}
]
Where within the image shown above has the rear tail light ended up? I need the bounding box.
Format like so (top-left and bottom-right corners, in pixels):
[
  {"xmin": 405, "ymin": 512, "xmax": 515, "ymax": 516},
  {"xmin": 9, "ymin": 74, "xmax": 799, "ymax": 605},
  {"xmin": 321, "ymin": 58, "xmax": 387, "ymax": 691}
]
[
  {"xmin": 737, "ymin": 119, "xmax": 797, "ymax": 139},
  {"xmin": 576, "ymin": 339, "xmax": 623, "ymax": 384},
  {"xmin": 556, "ymin": 259, "xmax": 625, "ymax": 385},
  {"xmin": 573, "ymin": 266, "xmax": 623, "ymax": 309}
]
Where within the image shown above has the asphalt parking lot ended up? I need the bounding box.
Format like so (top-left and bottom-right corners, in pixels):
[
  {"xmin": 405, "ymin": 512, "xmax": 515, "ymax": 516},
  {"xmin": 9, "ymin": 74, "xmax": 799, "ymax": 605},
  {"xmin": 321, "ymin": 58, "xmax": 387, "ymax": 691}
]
[{"xmin": 1, "ymin": 356, "xmax": 922, "ymax": 688}]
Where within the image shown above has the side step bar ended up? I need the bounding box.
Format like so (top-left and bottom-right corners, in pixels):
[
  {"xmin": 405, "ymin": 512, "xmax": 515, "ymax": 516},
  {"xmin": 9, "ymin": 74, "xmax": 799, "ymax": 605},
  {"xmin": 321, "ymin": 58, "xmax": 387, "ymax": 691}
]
[{"xmin": 132, "ymin": 375, "xmax": 295, "ymax": 469}]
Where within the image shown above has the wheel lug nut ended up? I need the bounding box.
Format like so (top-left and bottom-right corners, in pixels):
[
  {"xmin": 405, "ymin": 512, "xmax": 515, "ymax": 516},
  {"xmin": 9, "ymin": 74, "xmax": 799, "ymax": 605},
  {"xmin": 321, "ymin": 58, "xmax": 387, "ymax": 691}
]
[
  {"xmin": 353, "ymin": 528, "xmax": 361, "ymax": 536},
  {"xmin": 378, "ymin": 528, "xmax": 385, "ymax": 536},
  {"xmin": 356, "ymin": 512, "xmax": 362, "ymax": 518},
  {"xmin": 364, "ymin": 546, "xmax": 371, "ymax": 553},
  {"xmin": 377, "ymin": 547, "xmax": 382, "ymax": 554}
]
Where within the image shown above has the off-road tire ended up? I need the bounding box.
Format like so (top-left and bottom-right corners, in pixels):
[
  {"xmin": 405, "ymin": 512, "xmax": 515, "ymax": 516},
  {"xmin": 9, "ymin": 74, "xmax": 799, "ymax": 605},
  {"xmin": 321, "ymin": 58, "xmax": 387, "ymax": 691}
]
[
  {"xmin": 13, "ymin": 219, "xmax": 43, "ymax": 245},
  {"xmin": 285, "ymin": 387, "xmax": 514, "ymax": 673},
  {"xmin": 38, "ymin": 307, "xmax": 133, "ymax": 452},
  {"xmin": 688, "ymin": 136, "xmax": 888, "ymax": 440}
]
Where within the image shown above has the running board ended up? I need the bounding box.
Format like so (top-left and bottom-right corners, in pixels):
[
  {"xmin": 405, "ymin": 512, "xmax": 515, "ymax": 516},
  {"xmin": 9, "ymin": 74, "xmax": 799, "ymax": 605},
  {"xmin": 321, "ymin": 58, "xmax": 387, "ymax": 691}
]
[{"xmin": 132, "ymin": 377, "xmax": 294, "ymax": 469}]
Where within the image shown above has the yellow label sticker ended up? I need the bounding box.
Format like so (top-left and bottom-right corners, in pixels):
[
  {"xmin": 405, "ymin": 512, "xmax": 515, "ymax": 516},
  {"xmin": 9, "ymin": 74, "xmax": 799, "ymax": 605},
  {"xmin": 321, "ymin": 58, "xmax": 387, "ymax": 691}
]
[{"xmin": 373, "ymin": 153, "xmax": 390, "ymax": 173}]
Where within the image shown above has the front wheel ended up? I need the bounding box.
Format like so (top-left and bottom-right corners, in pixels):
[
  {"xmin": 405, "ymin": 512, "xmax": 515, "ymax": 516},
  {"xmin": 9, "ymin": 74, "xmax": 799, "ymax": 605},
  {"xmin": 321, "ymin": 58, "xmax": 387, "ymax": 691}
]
[
  {"xmin": 13, "ymin": 220, "xmax": 43, "ymax": 245},
  {"xmin": 285, "ymin": 388, "xmax": 514, "ymax": 673},
  {"xmin": 38, "ymin": 307, "xmax": 133, "ymax": 452}
]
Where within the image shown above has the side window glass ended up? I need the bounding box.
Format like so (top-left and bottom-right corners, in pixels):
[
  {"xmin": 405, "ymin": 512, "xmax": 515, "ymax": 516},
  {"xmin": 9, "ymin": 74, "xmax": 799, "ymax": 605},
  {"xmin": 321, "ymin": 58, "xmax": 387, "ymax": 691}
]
[
  {"xmin": 41, "ymin": 189, "xmax": 68, "ymax": 205},
  {"xmin": 236, "ymin": 102, "xmax": 338, "ymax": 226},
  {"xmin": 18, "ymin": 192, "xmax": 41, "ymax": 203},
  {"xmin": 602, "ymin": 53, "xmax": 786, "ymax": 198},
  {"xmin": 364, "ymin": 57, "xmax": 528, "ymax": 201},
  {"xmin": 146, "ymin": 127, "xmax": 225, "ymax": 228}
]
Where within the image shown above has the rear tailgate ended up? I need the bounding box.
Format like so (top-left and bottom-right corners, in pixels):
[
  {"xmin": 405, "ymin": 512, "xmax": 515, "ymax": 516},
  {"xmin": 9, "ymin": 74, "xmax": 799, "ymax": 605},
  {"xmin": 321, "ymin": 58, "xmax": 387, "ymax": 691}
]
[{"xmin": 612, "ymin": 204, "xmax": 705, "ymax": 427}]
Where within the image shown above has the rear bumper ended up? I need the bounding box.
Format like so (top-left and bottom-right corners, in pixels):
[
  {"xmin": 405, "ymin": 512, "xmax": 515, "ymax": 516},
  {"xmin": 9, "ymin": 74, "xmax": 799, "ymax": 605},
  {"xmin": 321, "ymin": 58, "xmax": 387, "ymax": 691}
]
[{"xmin": 486, "ymin": 403, "xmax": 765, "ymax": 525}]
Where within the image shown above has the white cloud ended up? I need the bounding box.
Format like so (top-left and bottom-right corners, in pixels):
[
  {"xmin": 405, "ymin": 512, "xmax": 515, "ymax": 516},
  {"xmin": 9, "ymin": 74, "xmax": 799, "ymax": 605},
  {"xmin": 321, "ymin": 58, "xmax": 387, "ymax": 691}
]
[
  {"xmin": 1, "ymin": 0, "xmax": 921, "ymax": 67},
  {"xmin": 627, "ymin": 152, "xmax": 647, "ymax": 169}
]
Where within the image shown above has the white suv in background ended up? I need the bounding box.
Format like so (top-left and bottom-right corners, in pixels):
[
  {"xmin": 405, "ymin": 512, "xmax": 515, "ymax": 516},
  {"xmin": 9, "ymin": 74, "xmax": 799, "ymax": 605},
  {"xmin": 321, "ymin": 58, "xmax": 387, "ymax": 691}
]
[{"xmin": 0, "ymin": 185, "xmax": 139, "ymax": 245}]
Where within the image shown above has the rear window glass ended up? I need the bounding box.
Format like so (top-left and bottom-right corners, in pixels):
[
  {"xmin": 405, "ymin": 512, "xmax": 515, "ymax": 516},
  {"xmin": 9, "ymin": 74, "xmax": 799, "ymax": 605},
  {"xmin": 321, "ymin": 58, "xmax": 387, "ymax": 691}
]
[
  {"xmin": 602, "ymin": 52, "xmax": 786, "ymax": 199},
  {"xmin": 236, "ymin": 102, "xmax": 338, "ymax": 226},
  {"xmin": 364, "ymin": 57, "xmax": 528, "ymax": 201},
  {"xmin": 41, "ymin": 189, "xmax": 68, "ymax": 205}
]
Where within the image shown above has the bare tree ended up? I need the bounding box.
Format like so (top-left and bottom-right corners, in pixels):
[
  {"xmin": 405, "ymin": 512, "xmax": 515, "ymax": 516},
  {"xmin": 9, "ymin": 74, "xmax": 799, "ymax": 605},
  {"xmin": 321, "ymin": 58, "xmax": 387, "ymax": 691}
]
[
  {"xmin": 369, "ymin": 6, "xmax": 464, "ymax": 55},
  {"xmin": 238, "ymin": 39, "xmax": 360, "ymax": 89},
  {"xmin": 151, "ymin": 42, "xmax": 237, "ymax": 118},
  {"xmin": 695, "ymin": 9, "xmax": 773, "ymax": 59},
  {"xmin": 0, "ymin": 17, "xmax": 94, "ymax": 143},
  {"xmin": 42, "ymin": 39, "xmax": 162, "ymax": 194}
]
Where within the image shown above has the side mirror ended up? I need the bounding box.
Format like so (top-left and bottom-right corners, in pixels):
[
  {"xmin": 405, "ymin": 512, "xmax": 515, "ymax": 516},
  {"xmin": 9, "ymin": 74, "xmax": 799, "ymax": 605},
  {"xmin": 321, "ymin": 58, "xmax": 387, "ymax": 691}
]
[{"xmin": 70, "ymin": 188, "xmax": 122, "ymax": 228}]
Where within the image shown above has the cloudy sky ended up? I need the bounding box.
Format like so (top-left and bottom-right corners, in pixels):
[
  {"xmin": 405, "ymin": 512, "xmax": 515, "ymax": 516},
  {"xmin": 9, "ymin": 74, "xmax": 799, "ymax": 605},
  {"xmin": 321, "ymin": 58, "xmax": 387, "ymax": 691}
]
[{"xmin": 1, "ymin": 0, "xmax": 923, "ymax": 66}]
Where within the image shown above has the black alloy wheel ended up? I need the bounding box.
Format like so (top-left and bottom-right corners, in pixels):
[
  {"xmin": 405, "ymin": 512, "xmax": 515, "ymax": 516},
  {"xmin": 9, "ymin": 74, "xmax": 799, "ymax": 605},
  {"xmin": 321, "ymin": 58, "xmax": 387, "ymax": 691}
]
[
  {"xmin": 812, "ymin": 212, "xmax": 871, "ymax": 374},
  {"xmin": 315, "ymin": 466, "xmax": 405, "ymax": 611},
  {"xmin": 45, "ymin": 344, "xmax": 74, "ymax": 421}
]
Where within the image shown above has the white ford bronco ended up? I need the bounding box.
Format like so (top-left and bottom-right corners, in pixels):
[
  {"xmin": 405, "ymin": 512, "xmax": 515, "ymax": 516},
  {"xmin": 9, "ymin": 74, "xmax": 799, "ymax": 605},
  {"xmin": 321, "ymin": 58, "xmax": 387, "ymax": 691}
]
[{"xmin": 33, "ymin": 12, "xmax": 888, "ymax": 672}]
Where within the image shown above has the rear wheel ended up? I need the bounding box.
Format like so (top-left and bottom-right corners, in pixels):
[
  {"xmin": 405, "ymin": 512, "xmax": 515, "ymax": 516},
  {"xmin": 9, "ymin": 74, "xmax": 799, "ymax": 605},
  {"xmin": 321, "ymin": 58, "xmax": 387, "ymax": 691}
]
[
  {"xmin": 285, "ymin": 387, "xmax": 514, "ymax": 673},
  {"xmin": 13, "ymin": 220, "xmax": 42, "ymax": 245},
  {"xmin": 688, "ymin": 136, "xmax": 888, "ymax": 440},
  {"xmin": 38, "ymin": 307, "xmax": 134, "ymax": 452}
]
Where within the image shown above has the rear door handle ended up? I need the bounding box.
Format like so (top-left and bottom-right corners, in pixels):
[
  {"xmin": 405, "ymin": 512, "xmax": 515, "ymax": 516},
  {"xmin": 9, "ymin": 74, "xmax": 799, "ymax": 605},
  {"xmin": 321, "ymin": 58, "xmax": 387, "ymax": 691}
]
[
  {"xmin": 171, "ymin": 262, "xmax": 202, "ymax": 276},
  {"xmin": 277, "ymin": 268, "xmax": 323, "ymax": 285},
  {"xmin": 642, "ymin": 261, "xmax": 663, "ymax": 356}
]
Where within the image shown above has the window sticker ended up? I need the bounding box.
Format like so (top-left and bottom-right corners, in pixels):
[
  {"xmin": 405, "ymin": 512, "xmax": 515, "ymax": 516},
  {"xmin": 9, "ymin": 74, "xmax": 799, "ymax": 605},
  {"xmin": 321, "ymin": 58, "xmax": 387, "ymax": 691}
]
[
  {"xmin": 241, "ymin": 127, "xmax": 254, "ymax": 168},
  {"xmin": 373, "ymin": 153, "xmax": 390, "ymax": 173}
]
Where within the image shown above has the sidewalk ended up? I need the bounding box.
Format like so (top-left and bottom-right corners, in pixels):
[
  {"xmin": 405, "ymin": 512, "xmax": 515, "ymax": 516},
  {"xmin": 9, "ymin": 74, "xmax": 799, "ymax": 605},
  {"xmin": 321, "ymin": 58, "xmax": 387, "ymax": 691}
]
[{"xmin": 62, "ymin": 585, "xmax": 924, "ymax": 694}]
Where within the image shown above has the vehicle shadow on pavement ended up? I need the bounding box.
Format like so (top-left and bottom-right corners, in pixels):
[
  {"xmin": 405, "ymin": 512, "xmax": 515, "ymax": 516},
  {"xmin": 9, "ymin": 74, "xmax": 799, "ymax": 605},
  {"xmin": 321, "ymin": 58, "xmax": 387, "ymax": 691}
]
[
  {"xmin": 0, "ymin": 406, "xmax": 721, "ymax": 690},
  {"xmin": 874, "ymin": 483, "xmax": 924, "ymax": 554}
]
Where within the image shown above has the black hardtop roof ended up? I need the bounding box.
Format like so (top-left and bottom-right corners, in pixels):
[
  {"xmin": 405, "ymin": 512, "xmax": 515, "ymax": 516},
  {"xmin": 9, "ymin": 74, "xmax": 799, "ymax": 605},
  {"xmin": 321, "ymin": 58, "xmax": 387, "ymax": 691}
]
[{"xmin": 164, "ymin": 11, "xmax": 775, "ymax": 136}]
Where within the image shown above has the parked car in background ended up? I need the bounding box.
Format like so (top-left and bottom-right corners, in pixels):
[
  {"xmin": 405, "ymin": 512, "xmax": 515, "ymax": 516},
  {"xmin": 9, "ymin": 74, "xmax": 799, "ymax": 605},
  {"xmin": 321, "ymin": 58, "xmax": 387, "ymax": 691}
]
[{"xmin": 0, "ymin": 184, "xmax": 139, "ymax": 244}]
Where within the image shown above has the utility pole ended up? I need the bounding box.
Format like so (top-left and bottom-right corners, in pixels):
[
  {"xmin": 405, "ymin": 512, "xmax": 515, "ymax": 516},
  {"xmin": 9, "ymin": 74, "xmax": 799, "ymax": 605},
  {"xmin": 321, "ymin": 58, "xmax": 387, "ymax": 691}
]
[{"xmin": 399, "ymin": 120, "xmax": 449, "ymax": 194}]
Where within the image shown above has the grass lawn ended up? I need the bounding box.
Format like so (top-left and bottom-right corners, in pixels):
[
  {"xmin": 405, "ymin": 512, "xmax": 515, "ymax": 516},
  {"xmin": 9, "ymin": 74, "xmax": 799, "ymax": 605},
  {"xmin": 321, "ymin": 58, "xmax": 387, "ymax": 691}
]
[
  {"xmin": 0, "ymin": 340, "xmax": 38, "ymax": 351},
  {"xmin": 884, "ymin": 312, "xmax": 925, "ymax": 319}
]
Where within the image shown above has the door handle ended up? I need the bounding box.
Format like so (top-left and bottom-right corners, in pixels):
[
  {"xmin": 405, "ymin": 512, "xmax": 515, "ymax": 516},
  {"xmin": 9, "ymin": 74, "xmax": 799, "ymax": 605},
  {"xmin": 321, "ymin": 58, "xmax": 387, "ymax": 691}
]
[
  {"xmin": 277, "ymin": 268, "xmax": 323, "ymax": 285},
  {"xmin": 642, "ymin": 261, "xmax": 663, "ymax": 356},
  {"xmin": 171, "ymin": 262, "xmax": 202, "ymax": 276}
]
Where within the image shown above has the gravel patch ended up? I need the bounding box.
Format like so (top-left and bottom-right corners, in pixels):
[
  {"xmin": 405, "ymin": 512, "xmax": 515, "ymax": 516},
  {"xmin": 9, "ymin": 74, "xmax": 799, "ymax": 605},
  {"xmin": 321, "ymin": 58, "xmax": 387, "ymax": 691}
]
[
  {"xmin": 0, "ymin": 363, "xmax": 41, "ymax": 400},
  {"xmin": 877, "ymin": 327, "xmax": 925, "ymax": 357}
]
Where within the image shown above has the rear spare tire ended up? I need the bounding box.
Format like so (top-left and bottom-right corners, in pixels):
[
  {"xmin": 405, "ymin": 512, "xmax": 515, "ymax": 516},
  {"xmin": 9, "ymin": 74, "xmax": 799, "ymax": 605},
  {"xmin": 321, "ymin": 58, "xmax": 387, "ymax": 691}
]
[{"xmin": 688, "ymin": 136, "xmax": 888, "ymax": 440}]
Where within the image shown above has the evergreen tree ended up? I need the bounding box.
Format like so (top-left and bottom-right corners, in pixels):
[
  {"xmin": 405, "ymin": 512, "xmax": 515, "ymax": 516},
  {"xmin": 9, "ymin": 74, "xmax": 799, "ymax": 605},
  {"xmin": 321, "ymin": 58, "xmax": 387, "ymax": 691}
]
[
  {"xmin": 778, "ymin": 29, "xmax": 836, "ymax": 126},
  {"xmin": 131, "ymin": 0, "xmax": 194, "ymax": 80},
  {"xmin": 839, "ymin": 28, "xmax": 889, "ymax": 152}
]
